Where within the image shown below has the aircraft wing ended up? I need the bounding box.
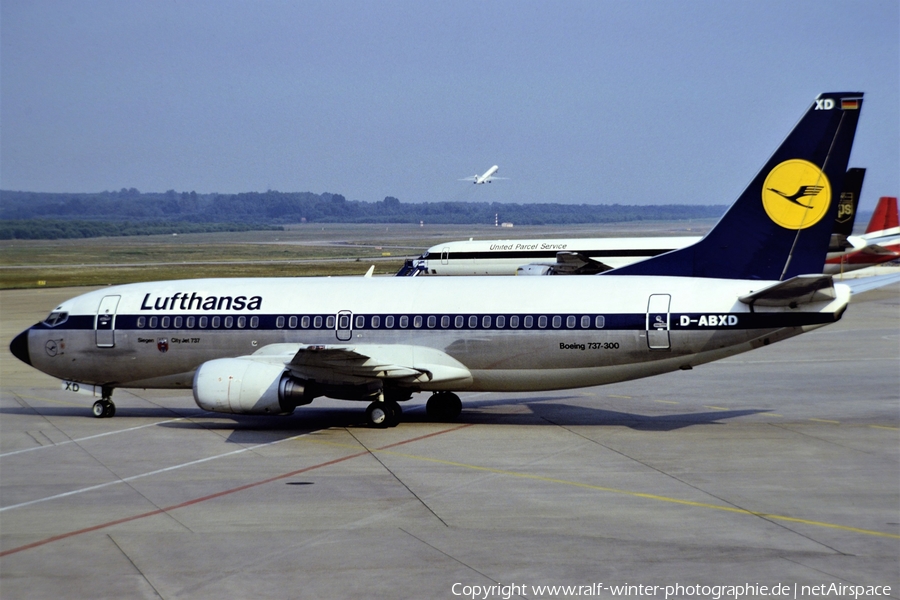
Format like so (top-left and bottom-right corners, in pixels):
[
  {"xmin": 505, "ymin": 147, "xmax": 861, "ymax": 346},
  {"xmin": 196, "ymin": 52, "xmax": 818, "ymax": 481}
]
[
  {"xmin": 248, "ymin": 343, "xmax": 473, "ymax": 388},
  {"xmin": 518, "ymin": 252, "xmax": 613, "ymax": 276},
  {"xmin": 554, "ymin": 252, "xmax": 613, "ymax": 274}
]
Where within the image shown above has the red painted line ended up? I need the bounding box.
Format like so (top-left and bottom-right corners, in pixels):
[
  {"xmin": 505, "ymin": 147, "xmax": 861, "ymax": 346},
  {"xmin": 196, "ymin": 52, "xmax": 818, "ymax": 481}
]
[{"xmin": 0, "ymin": 424, "xmax": 471, "ymax": 557}]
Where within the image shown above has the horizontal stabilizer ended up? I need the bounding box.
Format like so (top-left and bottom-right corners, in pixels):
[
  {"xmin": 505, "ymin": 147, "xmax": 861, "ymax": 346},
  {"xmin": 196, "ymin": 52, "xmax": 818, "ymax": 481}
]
[
  {"xmin": 841, "ymin": 272, "xmax": 900, "ymax": 295},
  {"xmin": 739, "ymin": 275, "xmax": 835, "ymax": 307}
]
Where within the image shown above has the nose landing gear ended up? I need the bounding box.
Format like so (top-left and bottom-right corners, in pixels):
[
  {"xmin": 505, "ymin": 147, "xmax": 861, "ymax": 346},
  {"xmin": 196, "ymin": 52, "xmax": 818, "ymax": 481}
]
[
  {"xmin": 92, "ymin": 386, "xmax": 116, "ymax": 418},
  {"xmin": 92, "ymin": 399, "xmax": 116, "ymax": 418}
]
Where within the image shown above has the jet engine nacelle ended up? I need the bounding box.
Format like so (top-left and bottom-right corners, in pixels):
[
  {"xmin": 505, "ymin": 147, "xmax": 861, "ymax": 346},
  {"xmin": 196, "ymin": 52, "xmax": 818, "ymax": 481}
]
[
  {"xmin": 193, "ymin": 358, "xmax": 312, "ymax": 415},
  {"xmin": 516, "ymin": 264, "xmax": 554, "ymax": 276}
]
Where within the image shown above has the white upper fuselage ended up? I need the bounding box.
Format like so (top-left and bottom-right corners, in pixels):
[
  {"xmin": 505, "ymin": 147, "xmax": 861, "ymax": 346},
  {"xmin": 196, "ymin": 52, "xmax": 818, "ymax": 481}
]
[
  {"xmin": 414, "ymin": 236, "xmax": 700, "ymax": 275},
  {"xmin": 412, "ymin": 235, "xmax": 892, "ymax": 276}
]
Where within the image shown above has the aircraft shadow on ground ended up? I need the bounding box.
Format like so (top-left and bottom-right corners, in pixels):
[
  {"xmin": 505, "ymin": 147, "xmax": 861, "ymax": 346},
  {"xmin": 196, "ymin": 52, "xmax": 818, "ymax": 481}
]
[{"xmin": 1, "ymin": 395, "xmax": 769, "ymax": 444}]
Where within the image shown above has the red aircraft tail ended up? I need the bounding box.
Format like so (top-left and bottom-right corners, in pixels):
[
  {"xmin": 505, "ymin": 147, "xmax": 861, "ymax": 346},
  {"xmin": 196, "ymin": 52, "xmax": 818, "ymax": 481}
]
[{"xmin": 865, "ymin": 196, "xmax": 899, "ymax": 234}]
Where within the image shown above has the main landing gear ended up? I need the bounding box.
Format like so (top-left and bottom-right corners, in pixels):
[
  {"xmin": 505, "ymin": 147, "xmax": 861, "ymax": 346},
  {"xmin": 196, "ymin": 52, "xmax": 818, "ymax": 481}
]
[
  {"xmin": 366, "ymin": 398, "xmax": 402, "ymax": 428},
  {"xmin": 364, "ymin": 391, "xmax": 463, "ymax": 427},
  {"xmin": 92, "ymin": 387, "xmax": 116, "ymax": 418},
  {"xmin": 425, "ymin": 392, "xmax": 462, "ymax": 422}
]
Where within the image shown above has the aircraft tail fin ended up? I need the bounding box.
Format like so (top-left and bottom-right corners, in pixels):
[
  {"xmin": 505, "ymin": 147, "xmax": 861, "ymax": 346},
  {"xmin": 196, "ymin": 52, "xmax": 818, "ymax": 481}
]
[
  {"xmin": 831, "ymin": 167, "xmax": 865, "ymax": 240},
  {"xmin": 606, "ymin": 92, "xmax": 863, "ymax": 281},
  {"xmin": 865, "ymin": 196, "xmax": 899, "ymax": 234}
]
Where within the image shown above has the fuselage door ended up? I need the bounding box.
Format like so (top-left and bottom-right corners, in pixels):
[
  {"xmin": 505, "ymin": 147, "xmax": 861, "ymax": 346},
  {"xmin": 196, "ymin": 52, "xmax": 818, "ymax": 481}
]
[
  {"xmin": 336, "ymin": 310, "xmax": 353, "ymax": 341},
  {"xmin": 95, "ymin": 295, "xmax": 121, "ymax": 348},
  {"xmin": 441, "ymin": 247, "xmax": 450, "ymax": 265},
  {"xmin": 646, "ymin": 294, "xmax": 671, "ymax": 350}
]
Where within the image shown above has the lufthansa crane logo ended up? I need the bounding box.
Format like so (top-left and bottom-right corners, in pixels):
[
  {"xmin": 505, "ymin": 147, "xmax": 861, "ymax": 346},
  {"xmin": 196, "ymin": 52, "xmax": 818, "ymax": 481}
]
[{"xmin": 761, "ymin": 159, "xmax": 831, "ymax": 230}]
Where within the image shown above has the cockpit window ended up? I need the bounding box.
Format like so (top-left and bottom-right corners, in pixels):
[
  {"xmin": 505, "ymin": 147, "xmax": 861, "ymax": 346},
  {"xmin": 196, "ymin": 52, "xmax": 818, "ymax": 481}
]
[{"xmin": 43, "ymin": 311, "xmax": 69, "ymax": 327}]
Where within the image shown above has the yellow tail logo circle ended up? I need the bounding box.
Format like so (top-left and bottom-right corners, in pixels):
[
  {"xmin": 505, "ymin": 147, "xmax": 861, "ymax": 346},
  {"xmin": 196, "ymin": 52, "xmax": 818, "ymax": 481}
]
[{"xmin": 761, "ymin": 159, "xmax": 831, "ymax": 230}]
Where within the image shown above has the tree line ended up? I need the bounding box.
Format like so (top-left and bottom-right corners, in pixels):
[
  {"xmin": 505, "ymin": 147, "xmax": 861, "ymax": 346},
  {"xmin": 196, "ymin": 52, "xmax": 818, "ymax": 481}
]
[{"xmin": 0, "ymin": 189, "xmax": 726, "ymax": 239}]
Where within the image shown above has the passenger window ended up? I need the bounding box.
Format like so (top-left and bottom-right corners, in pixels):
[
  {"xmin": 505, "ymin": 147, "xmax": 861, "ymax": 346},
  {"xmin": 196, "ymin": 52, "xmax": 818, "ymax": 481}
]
[
  {"xmin": 326, "ymin": 316, "xmax": 335, "ymax": 328},
  {"xmin": 355, "ymin": 315, "xmax": 365, "ymax": 328},
  {"xmin": 595, "ymin": 315, "xmax": 605, "ymax": 329},
  {"xmin": 496, "ymin": 315, "xmax": 505, "ymax": 328},
  {"xmin": 338, "ymin": 314, "xmax": 350, "ymax": 329},
  {"xmin": 289, "ymin": 316, "xmax": 298, "ymax": 328},
  {"xmin": 427, "ymin": 315, "xmax": 436, "ymax": 328},
  {"xmin": 174, "ymin": 316, "xmax": 183, "ymax": 328},
  {"xmin": 224, "ymin": 316, "xmax": 233, "ymax": 328},
  {"xmin": 468, "ymin": 315, "xmax": 478, "ymax": 328},
  {"xmin": 212, "ymin": 316, "xmax": 221, "ymax": 328},
  {"xmin": 137, "ymin": 316, "xmax": 146, "ymax": 328},
  {"xmin": 441, "ymin": 315, "xmax": 450, "ymax": 328},
  {"xmin": 455, "ymin": 315, "xmax": 464, "ymax": 328},
  {"xmin": 385, "ymin": 315, "xmax": 395, "ymax": 328},
  {"xmin": 566, "ymin": 316, "xmax": 576, "ymax": 329},
  {"xmin": 581, "ymin": 315, "xmax": 590, "ymax": 328},
  {"xmin": 161, "ymin": 316, "xmax": 170, "ymax": 328},
  {"xmin": 509, "ymin": 316, "xmax": 519, "ymax": 328},
  {"xmin": 313, "ymin": 316, "xmax": 323, "ymax": 328},
  {"xmin": 538, "ymin": 316, "xmax": 547, "ymax": 329},
  {"xmin": 237, "ymin": 316, "xmax": 246, "ymax": 328},
  {"xmin": 399, "ymin": 315, "xmax": 409, "ymax": 328},
  {"xmin": 199, "ymin": 316, "xmax": 208, "ymax": 328},
  {"xmin": 250, "ymin": 316, "xmax": 259, "ymax": 328},
  {"xmin": 413, "ymin": 316, "xmax": 423, "ymax": 328},
  {"xmin": 372, "ymin": 315, "xmax": 381, "ymax": 328},
  {"xmin": 276, "ymin": 316, "xmax": 285, "ymax": 328},
  {"xmin": 299, "ymin": 316, "xmax": 307, "ymax": 328},
  {"xmin": 187, "ymin": 316, "xmax": 195, "ymax": 328},
  {"xmin": 149, "ymin": 316, "xmax": 158, "ymax": 328},
  {"xmin": 524, "ymin": 316, "xmax": 533, "ymax": 328},
  {"xmin": 482, "ymin": 315, "xmax": 491, "ymax": 328}
]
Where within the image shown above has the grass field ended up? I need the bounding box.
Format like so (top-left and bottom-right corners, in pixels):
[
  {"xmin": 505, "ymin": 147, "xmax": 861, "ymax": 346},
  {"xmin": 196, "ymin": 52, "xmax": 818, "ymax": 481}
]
[{"xmin": 0, "ymin": 220, "xmax": 717, "ymax": 289}]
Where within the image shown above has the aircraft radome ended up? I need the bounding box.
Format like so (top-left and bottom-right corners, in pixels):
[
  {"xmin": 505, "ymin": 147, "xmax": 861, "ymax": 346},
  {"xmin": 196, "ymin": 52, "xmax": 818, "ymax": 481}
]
[{"xmin": 10, "ymin": 92, "xmax": 898, "ymax": 428}]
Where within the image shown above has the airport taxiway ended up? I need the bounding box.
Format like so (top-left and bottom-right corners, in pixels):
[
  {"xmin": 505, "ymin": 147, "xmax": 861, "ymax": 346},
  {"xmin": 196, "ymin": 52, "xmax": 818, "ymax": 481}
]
[{"xmin": 1, "ymin": 285, "xmax": 898, "ymax": 598}]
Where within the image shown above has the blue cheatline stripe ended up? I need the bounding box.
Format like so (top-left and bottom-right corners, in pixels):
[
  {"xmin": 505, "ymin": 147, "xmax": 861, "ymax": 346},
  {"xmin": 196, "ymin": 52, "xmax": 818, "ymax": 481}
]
[
  {"xmin": 437, "ymin": 248, "xmax": 673, "ymax": 261},
  {"xmin": 36, "ymin": 311, "xmax": 835, "ymax": 334}
]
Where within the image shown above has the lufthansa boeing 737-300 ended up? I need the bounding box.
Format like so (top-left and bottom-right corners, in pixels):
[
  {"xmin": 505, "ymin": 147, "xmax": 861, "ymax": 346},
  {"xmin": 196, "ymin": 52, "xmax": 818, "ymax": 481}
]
[{"xmin": 9, "ymin": 92, "xmax": 899, "ymax": 427}]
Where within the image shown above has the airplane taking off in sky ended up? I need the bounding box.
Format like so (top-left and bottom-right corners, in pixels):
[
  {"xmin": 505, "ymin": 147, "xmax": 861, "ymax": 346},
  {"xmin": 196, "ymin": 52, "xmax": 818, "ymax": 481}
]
[
  {"xmin": 406, "ymin": 169, "xmax": 879, "ymax": 276},
  {"xmin": 460, "ymin": 165, "xmax": 507, "ymax": 184},
  {"xmin": 11, "ymin": 92, "xmax": 896, "ymax": 428}
]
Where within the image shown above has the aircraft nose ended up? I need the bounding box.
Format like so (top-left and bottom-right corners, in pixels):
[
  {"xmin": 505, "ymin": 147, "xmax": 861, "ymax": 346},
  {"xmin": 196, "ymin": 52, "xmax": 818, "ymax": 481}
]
[{"xmin": 9, "ymin": 329, "xmax": 32, "ymax": 366}]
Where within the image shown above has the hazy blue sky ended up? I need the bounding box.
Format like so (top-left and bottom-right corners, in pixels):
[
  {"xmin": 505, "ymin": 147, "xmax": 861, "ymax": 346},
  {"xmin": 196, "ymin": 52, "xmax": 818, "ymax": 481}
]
[{"xmin": 2, "ymin": 1, "xmax": 897, "ymax": 210}]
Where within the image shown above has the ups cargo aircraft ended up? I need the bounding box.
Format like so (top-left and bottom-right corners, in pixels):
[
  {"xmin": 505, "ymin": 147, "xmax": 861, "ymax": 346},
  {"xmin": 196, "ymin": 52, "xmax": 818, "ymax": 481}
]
[
  {"xmin": 826, "ymin": 195, "xmax": 900, "ymax": 272},
  {"xmin": 406, "ymin": 169, "xmax": 877, "ymax": 276},
  {"xmin": 10, "ymin": 92, "xmax": 895, "ymax": 428}
]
